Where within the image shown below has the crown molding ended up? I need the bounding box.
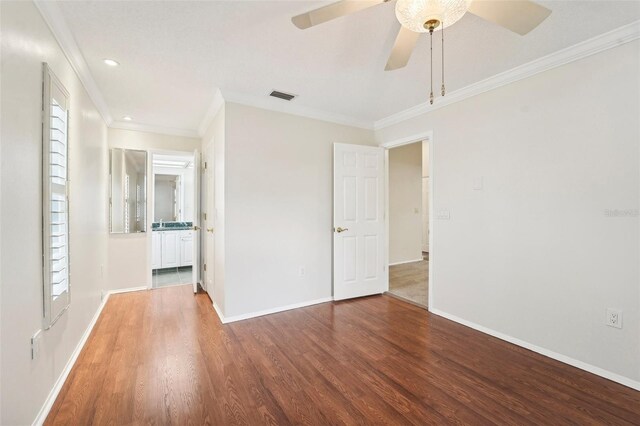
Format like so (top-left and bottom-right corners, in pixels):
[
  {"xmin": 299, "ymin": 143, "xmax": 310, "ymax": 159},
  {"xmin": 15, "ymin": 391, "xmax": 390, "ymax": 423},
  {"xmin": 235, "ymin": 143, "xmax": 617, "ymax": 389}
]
[
  {"xmin": 34, "ymin": 0, "xmax": 113, "ymax": 125},
  {"xmin": 374, "ymin": 19, "xmax": 640, "ymax": 131},
  {"xmin": 221, "ymin": 90, "xmax": 374, "ymax": 130},
  {"xmin": 197, "ymin": 88, "xmax": 225, "ymax": 137},
  {"xmin": 109, "ymin": 121, "xmax": 200, "ymax": 138}
]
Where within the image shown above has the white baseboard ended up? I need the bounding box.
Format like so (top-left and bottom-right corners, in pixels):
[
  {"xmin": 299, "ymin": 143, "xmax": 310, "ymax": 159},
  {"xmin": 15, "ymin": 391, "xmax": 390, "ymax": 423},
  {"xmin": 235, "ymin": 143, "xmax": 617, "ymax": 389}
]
[
  {"xmin": 32, "ymin": 293, "xmax": 111, "ymax": 426},
  {"xmin": 389, "ymin": 258, "xmax": 424, "ymax": 266},
  {"xmin": 429, "ymin": 308, "xmax": 640, "ymax": 392},
  {"xmin": 109, "ymin": 285, "xmax": 148, "ymax": 294},
  {"xmin": 32, "ymin": 285, "xmax": 151, "ymax": 425},
  {"xmin": 212, "ymin": 301, "xmax": 225, "ymax": 323},
  {"xmin": 213, "ymin": 297, "xmax": 333, "ymax": 324}
]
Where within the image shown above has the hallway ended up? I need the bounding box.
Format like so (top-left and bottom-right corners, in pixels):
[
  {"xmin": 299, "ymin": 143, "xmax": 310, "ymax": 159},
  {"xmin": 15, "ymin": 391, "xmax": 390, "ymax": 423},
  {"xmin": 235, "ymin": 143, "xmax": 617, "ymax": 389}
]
[{"xmin": 46, "ymin": 285, "xmax": 640, "ymax": 425}]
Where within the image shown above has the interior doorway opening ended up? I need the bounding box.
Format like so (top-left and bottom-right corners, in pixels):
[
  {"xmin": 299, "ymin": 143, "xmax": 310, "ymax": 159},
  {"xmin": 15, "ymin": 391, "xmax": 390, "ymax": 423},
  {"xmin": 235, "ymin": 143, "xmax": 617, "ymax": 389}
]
[
  {"xmin": 150, "ymin": 152, "xmax": 197, "ymax": 289},
  {"xmin": 387, "ymin": 140, "xmax": 430, "ymax": 307}
]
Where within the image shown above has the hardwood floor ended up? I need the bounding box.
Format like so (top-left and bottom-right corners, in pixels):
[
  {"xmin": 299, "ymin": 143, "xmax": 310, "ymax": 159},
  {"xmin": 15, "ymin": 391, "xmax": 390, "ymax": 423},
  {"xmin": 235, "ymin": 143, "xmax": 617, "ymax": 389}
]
[
  {"xmin": 46, "ymin": 285, "xmax": 640, "ymax": 425},
  {"xmin": 389, "ymin": 252, "xmax": 429, "ymax": 307}
]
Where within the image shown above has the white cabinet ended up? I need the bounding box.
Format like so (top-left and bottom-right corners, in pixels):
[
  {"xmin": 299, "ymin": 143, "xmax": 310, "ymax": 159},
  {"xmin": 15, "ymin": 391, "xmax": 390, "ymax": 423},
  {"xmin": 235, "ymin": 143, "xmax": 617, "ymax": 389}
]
[
  {"xmin": 152, "ymin": 232, "xmax": 162, "ymax": 269},
  {"xmin": 161, "ymin": 231, "xmax": 179, "ymax": 268},
  {"xmin": 153, "ymin": 230, "xmax": 193, "ymax": 269},
  {"xmin": 179, "ymin": 233, "xmax": 193, "ymax": 266}
]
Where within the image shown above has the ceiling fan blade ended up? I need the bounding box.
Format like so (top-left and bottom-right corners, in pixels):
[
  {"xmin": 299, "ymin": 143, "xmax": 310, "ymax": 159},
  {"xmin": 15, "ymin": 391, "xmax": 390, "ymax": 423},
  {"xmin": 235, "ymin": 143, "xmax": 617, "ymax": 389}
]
[
  {"xmin": 292, "ymin": 0, "xmax": 385, "ymax": 29},
  {"xmin": 467, "ymin": 0, "xmax": 551, "ymax": 35},
  {"xmin": 385, "ymin": 26, "xmax": 420, "ymax": 71}
]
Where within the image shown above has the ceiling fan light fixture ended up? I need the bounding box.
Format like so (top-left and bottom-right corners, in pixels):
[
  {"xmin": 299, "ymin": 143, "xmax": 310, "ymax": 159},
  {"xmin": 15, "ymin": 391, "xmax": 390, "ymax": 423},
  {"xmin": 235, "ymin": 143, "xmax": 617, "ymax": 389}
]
[{"xmin": 395, "ymin": 0, "xmax": 471, "ymax": 33}]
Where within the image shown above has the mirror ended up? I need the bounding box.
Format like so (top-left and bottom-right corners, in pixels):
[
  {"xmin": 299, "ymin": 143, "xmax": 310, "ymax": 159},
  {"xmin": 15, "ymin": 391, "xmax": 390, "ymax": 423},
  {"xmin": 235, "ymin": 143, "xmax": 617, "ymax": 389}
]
[
  {"xmin": 154, "ymin": 174, "xmax": 181, "ymax": 222},
  {"xmin": 152, "ymin": 153, "xmax": 195, "ymax": 224},
  {"xmin": 110, "ymin": 148, "xmax": 147, "ymax": 233}
]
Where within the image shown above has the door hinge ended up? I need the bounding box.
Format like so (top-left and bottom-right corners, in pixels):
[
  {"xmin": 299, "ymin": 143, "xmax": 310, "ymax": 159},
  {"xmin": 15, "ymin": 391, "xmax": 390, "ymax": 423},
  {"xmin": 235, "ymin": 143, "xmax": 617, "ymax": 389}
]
[
  {"xmin": 203, "ymin": 212, "xmax": 207, "ymax": 221},
  {"xmin": 203, "ymin": 263, "xmax": 207, "ymax": 272},
  {"xmin": 203, "ymin": 161, "xmax": 208, "ymax": 170}
]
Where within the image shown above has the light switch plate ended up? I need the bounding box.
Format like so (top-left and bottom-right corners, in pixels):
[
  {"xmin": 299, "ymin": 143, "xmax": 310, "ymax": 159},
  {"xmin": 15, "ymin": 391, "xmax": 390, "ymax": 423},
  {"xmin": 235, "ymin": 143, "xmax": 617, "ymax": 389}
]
[
  {"xmin": 436, "ymin": 210, "xmax": 451, "ymax": 220},
  {"xmin": 473, "ymin": 177, "xmax": 483, "ymax": 190}
]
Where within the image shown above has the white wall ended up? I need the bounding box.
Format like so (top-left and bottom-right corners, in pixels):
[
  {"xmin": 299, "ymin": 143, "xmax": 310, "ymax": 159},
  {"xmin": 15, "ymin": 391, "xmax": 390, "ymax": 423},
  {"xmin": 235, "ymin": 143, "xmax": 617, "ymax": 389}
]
[
  {"xmin": 221, "ymin": 102, "xmax": 376, "ymax": 318},
  {"xmin": 107, "ymin": 128, "xmax": 200, "ymax": 291},
  {"xmin": 376, "ymin": 41, "xmax": 640, "ymax": 385},
  {"xmin": 0, "ymin": 2, "xmax": 109, "ymax": 424},
  {"xmin": 389, "ymin": 142, "xmax": 423, "ymax": 264}
]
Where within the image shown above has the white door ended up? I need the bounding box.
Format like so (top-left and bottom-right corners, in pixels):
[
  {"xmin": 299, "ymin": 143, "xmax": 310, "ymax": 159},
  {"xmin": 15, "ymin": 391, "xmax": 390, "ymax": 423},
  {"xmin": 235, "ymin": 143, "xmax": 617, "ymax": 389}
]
[
  {"xmin": 333, "ymin": 143, "xmax": 385, "ymax": 300},
  {"xmin": 161, "ymin": 231, "xmax": 179, "ymax": 268},
  {"xmin": 202, "ymin": 140, "xmax": 215, "ymax": 295},
  {"xmin": 191, "ymin": 149, "xmax": 201, "ymax": 293}
]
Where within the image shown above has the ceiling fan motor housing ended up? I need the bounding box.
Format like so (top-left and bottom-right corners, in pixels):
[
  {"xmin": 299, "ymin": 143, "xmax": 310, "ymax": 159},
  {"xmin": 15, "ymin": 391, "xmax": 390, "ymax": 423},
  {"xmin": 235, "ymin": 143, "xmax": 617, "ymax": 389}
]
[{"xmin": 395, "ymin": 0, "xmax": 471, "ymax": 33}]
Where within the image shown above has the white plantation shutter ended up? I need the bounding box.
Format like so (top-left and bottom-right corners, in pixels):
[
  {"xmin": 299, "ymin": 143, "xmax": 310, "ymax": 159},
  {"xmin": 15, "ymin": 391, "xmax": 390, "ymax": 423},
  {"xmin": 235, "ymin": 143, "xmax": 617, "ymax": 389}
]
[{"xmin": 43, "ymin": 64, "xmax": 71, "ymax": 327}]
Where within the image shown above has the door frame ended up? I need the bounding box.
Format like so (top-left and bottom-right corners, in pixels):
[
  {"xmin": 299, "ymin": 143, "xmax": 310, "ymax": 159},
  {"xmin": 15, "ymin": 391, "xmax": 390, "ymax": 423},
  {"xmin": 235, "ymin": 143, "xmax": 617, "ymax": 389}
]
[
  {"xmin": 381, "ymin": 130, "xmax": 435, "ymax": 310},
  {"xmin": 147, "ymin": 149, "xmax": 201, "ymax": 291},
  {"xmin": 201, "ymin": 136, "xmax": 214, "ymax": 297}
]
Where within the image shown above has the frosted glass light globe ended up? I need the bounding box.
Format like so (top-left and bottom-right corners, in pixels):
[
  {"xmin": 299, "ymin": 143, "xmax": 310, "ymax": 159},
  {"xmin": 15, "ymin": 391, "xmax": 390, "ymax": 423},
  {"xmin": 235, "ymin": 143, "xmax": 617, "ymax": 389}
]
[{"xmin": 395, "ymin": 0, "xmax": 471, "ymax": 33}]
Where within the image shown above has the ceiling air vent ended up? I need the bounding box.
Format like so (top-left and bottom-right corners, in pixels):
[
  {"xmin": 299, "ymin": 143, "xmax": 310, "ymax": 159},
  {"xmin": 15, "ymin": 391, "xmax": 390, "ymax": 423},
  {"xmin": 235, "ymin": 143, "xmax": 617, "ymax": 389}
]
[{"xmin": 269, "ymin": 90, "xmax": 296, "ymax": 101}]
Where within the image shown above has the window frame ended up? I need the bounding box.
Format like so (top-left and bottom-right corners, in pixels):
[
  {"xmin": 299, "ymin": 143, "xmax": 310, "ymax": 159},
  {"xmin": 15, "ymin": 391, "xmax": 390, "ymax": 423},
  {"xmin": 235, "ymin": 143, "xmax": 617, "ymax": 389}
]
[{"xmin": 42, "ymin": 63, "xmax": 71, "ymax": 328}]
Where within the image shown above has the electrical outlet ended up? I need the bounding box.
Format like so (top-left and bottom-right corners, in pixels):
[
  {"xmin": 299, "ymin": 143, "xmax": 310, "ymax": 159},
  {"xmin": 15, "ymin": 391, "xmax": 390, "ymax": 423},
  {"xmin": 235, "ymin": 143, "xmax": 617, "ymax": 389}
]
[
  {"xmin": 606, "ymin": 308, "xmax": 622, "ymax": 329},
  {"xmin": 31, "ymin": 330, "xmax": 42, "ymax": 360},
  {"xmin": 299, "ymin": 266, "xmax": 306, "ymax": 277}
]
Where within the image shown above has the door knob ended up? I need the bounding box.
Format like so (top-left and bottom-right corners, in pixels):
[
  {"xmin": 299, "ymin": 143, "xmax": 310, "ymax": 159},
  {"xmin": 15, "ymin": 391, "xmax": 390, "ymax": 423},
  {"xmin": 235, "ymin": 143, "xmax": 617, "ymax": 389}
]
[
  {"xmin": 335, "ymin": 227, "xmax": 349, "ymax": 233},
  {"xmin": 193, "ymin": 225, "xmax": 200, "ymax": 231},
  {"xmin": 207, "ymin": 227, "xmax": 214, "ymax": 233}
]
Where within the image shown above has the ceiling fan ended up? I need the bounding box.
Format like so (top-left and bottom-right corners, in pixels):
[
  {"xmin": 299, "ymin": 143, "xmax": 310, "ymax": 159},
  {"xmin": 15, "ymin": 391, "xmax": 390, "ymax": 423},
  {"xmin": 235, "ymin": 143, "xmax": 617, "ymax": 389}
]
[{"xmin": 292, "ymin": 0, "xmax": 551, "ymax": 103}]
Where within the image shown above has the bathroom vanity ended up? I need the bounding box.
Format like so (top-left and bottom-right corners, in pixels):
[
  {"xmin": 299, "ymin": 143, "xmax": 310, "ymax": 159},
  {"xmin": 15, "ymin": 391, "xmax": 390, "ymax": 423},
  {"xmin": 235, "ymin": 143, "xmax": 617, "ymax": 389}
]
[{"xmin": 151, "ymin": 222, "xmax": 194, "ymax": 269}]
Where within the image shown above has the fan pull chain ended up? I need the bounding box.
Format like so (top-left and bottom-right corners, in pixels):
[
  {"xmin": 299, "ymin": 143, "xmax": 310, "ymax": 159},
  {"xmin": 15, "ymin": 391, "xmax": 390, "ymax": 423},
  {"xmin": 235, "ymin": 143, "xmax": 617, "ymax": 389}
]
[
  {"xmin": 429, "ymin": 28, "xmax": 434, "ymax": 105},
  {"xmin": 441, "ymin": 22, "xmax": 446, "ymax": 97}
]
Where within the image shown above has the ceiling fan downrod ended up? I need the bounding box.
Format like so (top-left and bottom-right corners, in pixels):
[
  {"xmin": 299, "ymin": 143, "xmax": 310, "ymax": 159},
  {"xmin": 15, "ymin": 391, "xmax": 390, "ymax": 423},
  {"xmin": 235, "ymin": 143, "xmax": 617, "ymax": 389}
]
[{"xmin": 425, "ymin": 19, "xmax": 440, "ymax": 105}]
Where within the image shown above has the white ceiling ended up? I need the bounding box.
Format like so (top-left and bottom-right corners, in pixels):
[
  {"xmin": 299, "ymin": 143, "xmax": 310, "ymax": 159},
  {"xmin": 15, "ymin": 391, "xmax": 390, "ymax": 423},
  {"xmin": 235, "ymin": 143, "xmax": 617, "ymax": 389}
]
[{"xmin": 55, "ymin": 0, "xmax": 640, "ymax": 134}]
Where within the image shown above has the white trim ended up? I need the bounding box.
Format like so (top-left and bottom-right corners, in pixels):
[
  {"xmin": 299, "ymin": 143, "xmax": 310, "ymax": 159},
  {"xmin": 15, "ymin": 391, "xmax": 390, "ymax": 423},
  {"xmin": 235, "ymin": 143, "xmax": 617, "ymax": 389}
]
[
  {"xmin": 213, "ymin": 297, "xmax": 333, "ymax": 324},
  {"xmin": 380, "ymin": 131, "xmax": 434, "ymax": 149},
  {"xmin": 110, "ymin": 121, "xmax": 199, "ymax": 138},
  {"xmin": 389, "ymin": 258, "xmax": 424, "ymax": 266},
  {"xmin": 32, "ymin": 293, "xmax": 110, "ymax": 426},
  {"xmin": 383, "ymin": 131, "xmax": 435, "ymax": 307},
  {"xmin": 430, "ymin": 308, "xmax": 640, "ymax": 392},
  {"xmin": 374, "ymin": 20, "xmax": 640, "ymax": 130},
  {"xmin": 213, "ymin": 301, "xmax": 225, "ymax": 323},
  {"xmin": 108, "ymin": 285, "xmax": 148, "ymax": 295},
  {"xmin": 34, "ymin": 1, "xmax": 113, "ymax": 126},
  {"xmin": 197, "ymin": 89, "xmax": 225, "ymax": 137},
  {"xmin": 222, "ymin": 90, "xmax": 373, "ymax": 130}
]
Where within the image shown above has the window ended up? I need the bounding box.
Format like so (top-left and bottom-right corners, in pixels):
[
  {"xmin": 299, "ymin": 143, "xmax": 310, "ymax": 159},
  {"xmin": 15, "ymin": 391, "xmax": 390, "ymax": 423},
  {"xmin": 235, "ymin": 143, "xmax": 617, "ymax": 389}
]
[{"xmin": 43, "ymin": 64, "xmax": 71, "ymax": 328}]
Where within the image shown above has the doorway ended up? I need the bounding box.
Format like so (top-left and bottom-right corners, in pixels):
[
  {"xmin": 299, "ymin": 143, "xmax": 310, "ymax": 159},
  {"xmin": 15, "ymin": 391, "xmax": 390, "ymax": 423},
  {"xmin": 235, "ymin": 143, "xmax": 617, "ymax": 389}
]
[
  {"xmin": 386, "ymin": 140, "xmax": 430, "ymax": 307},
  {"xmin": 150, "ymin": 152, "xmax": 198, "ymax": 289}
]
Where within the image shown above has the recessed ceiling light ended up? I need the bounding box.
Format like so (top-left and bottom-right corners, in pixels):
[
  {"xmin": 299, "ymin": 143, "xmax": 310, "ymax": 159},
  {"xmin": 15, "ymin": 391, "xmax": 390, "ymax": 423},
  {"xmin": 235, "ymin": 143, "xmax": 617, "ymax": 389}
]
[
  {"xmin": 122, "ymin": 116, "xmax": 132, "ymax": 121},
  {"xmin": 103, "ymin": 59, "xmax": 120, "ymax": 67}
]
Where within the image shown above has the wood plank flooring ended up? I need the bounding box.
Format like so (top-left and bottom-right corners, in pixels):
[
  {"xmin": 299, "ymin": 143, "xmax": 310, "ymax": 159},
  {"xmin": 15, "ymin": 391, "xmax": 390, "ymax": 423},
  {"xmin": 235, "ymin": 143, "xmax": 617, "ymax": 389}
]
[
  {"xmin": 46, "ymin": 285, "xmax": 640, "ymax": 425},
  {"xmin": 389, "ymin": 253, "xmax": 429, "ymax": 307}
]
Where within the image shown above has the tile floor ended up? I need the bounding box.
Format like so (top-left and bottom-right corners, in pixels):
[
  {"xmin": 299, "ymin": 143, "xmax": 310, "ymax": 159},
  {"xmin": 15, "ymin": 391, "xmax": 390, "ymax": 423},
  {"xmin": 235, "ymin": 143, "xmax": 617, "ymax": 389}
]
[
  {"xmin": 152, "ymin": 266, "xmax": 193, "ymax": 288},
  {"xmin": 388, "ymin": 252, "xmax": 428, "ymax": 307}
]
